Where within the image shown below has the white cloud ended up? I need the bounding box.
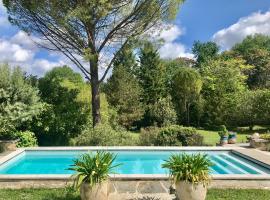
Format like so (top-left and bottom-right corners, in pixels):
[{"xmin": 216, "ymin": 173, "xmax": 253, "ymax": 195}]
[
  {"xmin": 0, "ymin": 35, "xmax": 67, "ymax": 76},
  {"xmin": 156, "ymin": 25, "xmax": 184, "ymax": 43},
  {"xmin": 11, "ymin": 31, "xmax": 38, "ymax": 50},
  {"xmin": 213, "ymin": 11, "xmax": 270, "ymax": 49},
  {"xmin": 0, "ymin": 39, "xmax": 34, "ymax": 63},
  {"xmin": 159, "ymin": 43, "xmax": 193, "ymax": 59},
  {"xmin": 157, "ymin": 25, "xmax": 193, "ymax": 59}
]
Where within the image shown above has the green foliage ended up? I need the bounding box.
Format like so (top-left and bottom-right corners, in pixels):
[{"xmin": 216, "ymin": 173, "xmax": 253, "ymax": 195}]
[
  {"xmin": 162, "ymin": 153, "xmax": 213, "ymax": 185},
  {"xmin": 260, "ymin": 133, "xmax": 270, "ymax": 141},
  {"xmin": 192, "ymin": 41, "xmax": 219, "ymax": 68},
  {"xmin": 138, "ymin": 126, "xmax": 160, "ymax": 146},
  {"xmin": 16, "ymin": 131, "xmax": 38, "ymax": 147},
  {"xmin": 234, "ymin": 90, "xmax": 270, "ymax": 127},
  {"xmin": 148, "ymin": 96, "xmax": 177, "ymax": 127},
  {"xmin": 218, "ymin": 125, "xmax": 229, "ymax": 137},
  {"xmin": 137, "ymin": 42, "xmax": 166, "ymax": 105},
  {"xmin": 3, "ymin": 0, "xmax": 185, "ymax": 126},
  {"xmin": 232, "ymin": 34, "xmax": 270, "ymax": 89},
  {"xmin": 70, "ymin": 124, "xmax": 138, "ymax": 146},
  {"xmin": 201, "ymin": 58, "xmax": 249, "ymax": 126},
  {"xmin": 69, "ymin": 151, "xmax": 119, "ymax": 189},
  {"xmin": 105, "ymin": 46, "xmax": 144, "ymax": 129},
  {"xmin": 30, "ymin": 66, "xmax": 90, "ymax": 146},
  {"xmin": 156, "ymin": 125, "xmax": 203, "ymax": 146},
  {"xmin": 171, "ymin": 67, "xmax": 202, "ymax": 125},
  {"xmin": 0, "ymin": 64, "xmax": 43, "ymax": 140}
]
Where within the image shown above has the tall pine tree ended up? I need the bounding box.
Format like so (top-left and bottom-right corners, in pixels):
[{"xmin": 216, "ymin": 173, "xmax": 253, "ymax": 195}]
[
  {"xmin": 137, "ymin": 42, "xmax": 166, "ymax": 105},
  {"xmin": 105, "ymin": 45, "xmax": 144, "ymax": 129}
]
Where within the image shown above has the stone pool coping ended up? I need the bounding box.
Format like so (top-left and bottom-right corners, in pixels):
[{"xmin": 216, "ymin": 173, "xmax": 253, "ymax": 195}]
[{"xmin": 1, "ymin": 146, "xmax": 270, "ymax": 181}]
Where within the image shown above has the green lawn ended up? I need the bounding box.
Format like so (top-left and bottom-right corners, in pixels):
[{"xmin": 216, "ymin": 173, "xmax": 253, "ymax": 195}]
[
  {"xmin": 0, "ymin": 188, "xmax": 270, "ymax": 200},
  {"xmin": 198, "ymin": 125, "xmax": 270, "ymax": 146},
  {"xmin": 197, "ymin": 129, "xmax": 249, "ymax": 146}
]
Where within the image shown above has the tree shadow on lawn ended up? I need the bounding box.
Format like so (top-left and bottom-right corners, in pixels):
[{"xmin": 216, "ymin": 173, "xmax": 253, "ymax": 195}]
[{"xmin": 42, "ymin": 194, "xmax": 80, "ymax": 200}]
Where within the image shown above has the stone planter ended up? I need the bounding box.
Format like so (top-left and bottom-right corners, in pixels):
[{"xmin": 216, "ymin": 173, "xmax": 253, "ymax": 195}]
[
  {"xmin": 250, "ymin": 138, "xmax": 270, "ymax": 151},
  {"xmin": 0, "ymin": 139, "xmax": 18, "ymax": 152},
  {"xmin": 80, "ymin": 181, "xmax": 108, "ymax": 200},
  {"xmin": 175, "ymin": 181, "xmax": 207, "ymax": 200}
]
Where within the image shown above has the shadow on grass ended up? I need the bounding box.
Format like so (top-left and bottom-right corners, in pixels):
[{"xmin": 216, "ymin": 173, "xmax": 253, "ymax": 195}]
[{"xmin": 42, "ymin": 194, "xmax": 80, "ymax": 200}]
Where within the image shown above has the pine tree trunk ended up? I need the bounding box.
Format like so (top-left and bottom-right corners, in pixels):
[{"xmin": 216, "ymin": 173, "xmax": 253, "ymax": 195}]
[{"xmin": 90, "ymin": 57, "xmax": 101, "ymax": 127}]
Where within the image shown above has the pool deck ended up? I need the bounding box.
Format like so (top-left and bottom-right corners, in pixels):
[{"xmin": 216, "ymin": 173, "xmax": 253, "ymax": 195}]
[{"xmin": 0, "ymin": 146, "xmax": 270, "ymax": 192}]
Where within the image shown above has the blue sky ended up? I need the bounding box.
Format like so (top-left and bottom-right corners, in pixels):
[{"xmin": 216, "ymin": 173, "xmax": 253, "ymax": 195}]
[{"xmin": 0, "ymin": 0, "xmax": 270, "ymax": 76}]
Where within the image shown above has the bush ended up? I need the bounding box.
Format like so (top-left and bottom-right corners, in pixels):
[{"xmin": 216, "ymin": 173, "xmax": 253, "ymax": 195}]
[
  {"xmin": 139, "ymin": 126, "xmax": 160, "ymax": 146},
  {"xmin": 260, "ymin": 133, "xmax": 270, "ymax": 141},
  {"xmin": 70, "ymin": 124, "xmax": 138, "ymax": 146},
  {"xmin": 156, "ymin": 125, "xmax": 203, "ymax": 146},
  {"xmin": 218, "ymin": 125, "xmax": 229, "ymax": 137},
  {"xmin": 16, "ymin": 131, "xmax": 38, "ymax": 147}
]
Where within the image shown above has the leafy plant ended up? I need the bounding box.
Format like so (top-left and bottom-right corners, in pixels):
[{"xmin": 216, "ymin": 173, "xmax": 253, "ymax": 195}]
[
  {"xmin": 0, "ymin": 64, "xmax": 43, "ymax": 140},
  {"xmin": 69, "ymin": 151, "xmax": 120, "ymax": 189},
  {"xmin": 16, "ymin": 131, "xmax": 38, "ymax": 147},
  {"xmin": 156, "ymin": 125, "xmax": 203, "ymax": 146},
  {"xmin": 162, "ymin": 153, "xmax": 213, "ymax": 186},
  {"xmin": 260, "ymin": 133, "xmax": 270, "ymax": 141},
  {"xmin": 218, "ymin": 125, "xmax": 229, "ymax": 137},
  {"xmin": 70, "ymin": 123, "xmax": 138, "ymax": 146}
]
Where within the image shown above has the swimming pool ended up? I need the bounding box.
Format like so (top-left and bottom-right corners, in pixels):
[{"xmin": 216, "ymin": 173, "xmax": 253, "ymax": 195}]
[{"xmin": 1, "ymin": 149, "xmax": 270, "ymax": 175}]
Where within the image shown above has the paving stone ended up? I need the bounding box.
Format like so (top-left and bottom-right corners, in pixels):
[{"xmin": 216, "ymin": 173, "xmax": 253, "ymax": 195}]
[
  {"xmin": 137, "ymin": 181, "xmax": 166, "ymax": 194},
  {"xmin": 160, "ymin": 181, "xmax": 172, "ymax": 191},
  {"xmin": 109, "ymin": 193, "xmax": 175, "ymax": 200},
  {"xmin": 113, "ymin": 181, "xmax": 137, "ymax": 193}
]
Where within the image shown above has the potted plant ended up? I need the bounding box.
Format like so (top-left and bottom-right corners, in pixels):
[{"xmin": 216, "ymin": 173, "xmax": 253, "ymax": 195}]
[
  {"xmin": 0, "ymin": 122, "xmax": 19, "ymax": 152},
  {"xmin": 69, "ymin": 151, "xmax": 120, "ymax": 200},
  {"xmin": 228, "ymin": 132, "xmax": 237, "ymax": 144},
  {"xmin": 162, "ymin": 153, "xmax": 213, "ymax": 200},
  {"xmin": 218, "ymin": 125, "xmax": 229, "ymax": 145}
]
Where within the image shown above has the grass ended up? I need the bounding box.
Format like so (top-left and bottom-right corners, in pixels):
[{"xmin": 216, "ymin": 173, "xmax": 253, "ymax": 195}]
[
  {"xmin": 0, "ymin": 188, "xmax": 270, "ymax": 200},
  {"xmin": 197, "ymin": 129, "xmax": 249, "ymax": 146},
  {"xmin": 207, "ymin": 189, "xmax": 270, "ymax": 200},
  {"xmin": 198, "ymin": 125, "xmax": 270, "ymax": 146}
]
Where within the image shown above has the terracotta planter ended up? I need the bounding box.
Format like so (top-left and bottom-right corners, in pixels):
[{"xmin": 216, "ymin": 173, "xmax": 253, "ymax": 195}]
[
  {"xmin": 0, "ymin": 140, "xmax": 18, "ymax": 152},
  {"xmin": 175, "ymin": 181, "xmax": 207, "ymax": 200},
  {"xmin": 80, "ymin": 181, "xmax": 108, "ymax": 200}
]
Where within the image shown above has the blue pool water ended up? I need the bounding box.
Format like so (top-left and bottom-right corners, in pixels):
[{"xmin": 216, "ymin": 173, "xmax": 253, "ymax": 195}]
[{"xmin": 0, "ymin": 150, "xmax": 270, "ymax": 175}]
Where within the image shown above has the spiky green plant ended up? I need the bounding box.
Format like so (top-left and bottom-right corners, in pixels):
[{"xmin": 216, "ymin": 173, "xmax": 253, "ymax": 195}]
[
  {"xmin": 69, "ymin": 151, "xmax": 120, "ymax": 189},
  {"xmin": 162, "ymin": 153, "xmax": 213, "ymax": 186}
]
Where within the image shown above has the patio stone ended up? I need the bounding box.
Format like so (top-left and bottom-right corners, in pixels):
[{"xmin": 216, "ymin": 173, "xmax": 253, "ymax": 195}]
[
  {"xmin": 113, "ymin": 181, "xmax": 137, "ymax": 193},
  {"xmin": 137, "ymin": 181, "xmax": 166, "ymax": 194}
]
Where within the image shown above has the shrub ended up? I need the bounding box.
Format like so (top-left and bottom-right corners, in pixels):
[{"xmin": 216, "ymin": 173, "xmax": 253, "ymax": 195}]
[
  {"xmin": 70, "ymin": 124, "xmax": 138, "ymax": 146},
  {"xmin": 139, "ymin": 126, "xmax": 160, "ymax": 146},
  {"xmin": 156, "ymin": 125, "xmax": 203, "ymax": 146},
  {"xmin": 0, "ymin": 64, "xmax": 43, "ymax": 140},
  {"xmin": 162, "ymin": 153, "xmax": 213, "ymax": 186},
  {"xmin": 218, "ymin": 125, "xmax": 229, "ymax": 137},
  {"xmin": 260, "ymin": 133, "xmax": 270, "ymax": 141},
  {"xmin": 16, "ymin": 131, "xmax": 38, "ymax": 147},
  {"xmin": 148, "ymin": 96, "xmax": 177, "ymax": 127}
]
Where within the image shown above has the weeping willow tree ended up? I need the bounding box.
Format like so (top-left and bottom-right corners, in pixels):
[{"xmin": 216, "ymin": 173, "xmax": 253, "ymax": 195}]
[{"xmin": 3, "ymin": 0, "xmax": 185, "ymax": 126}]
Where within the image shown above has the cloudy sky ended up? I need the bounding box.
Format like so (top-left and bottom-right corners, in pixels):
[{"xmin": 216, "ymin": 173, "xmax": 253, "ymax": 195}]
[{"xmin": 1, "ymin": 0, "xmax": 270, "ymax": 76}]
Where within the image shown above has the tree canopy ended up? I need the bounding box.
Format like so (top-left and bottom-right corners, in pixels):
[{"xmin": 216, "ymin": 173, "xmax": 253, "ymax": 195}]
[
  {"xmin": 0, "ymin": 64, "xmax": 43, "ymax": 139},
  {"xmin": 3, "ymin": 0, "xmax": 185, "ymax": 126}
]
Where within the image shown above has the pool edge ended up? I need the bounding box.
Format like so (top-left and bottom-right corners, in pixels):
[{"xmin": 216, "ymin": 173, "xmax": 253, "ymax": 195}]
[{"xmin": 1, "ymin": 146, "xmax": 270, "ymax": 181}]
